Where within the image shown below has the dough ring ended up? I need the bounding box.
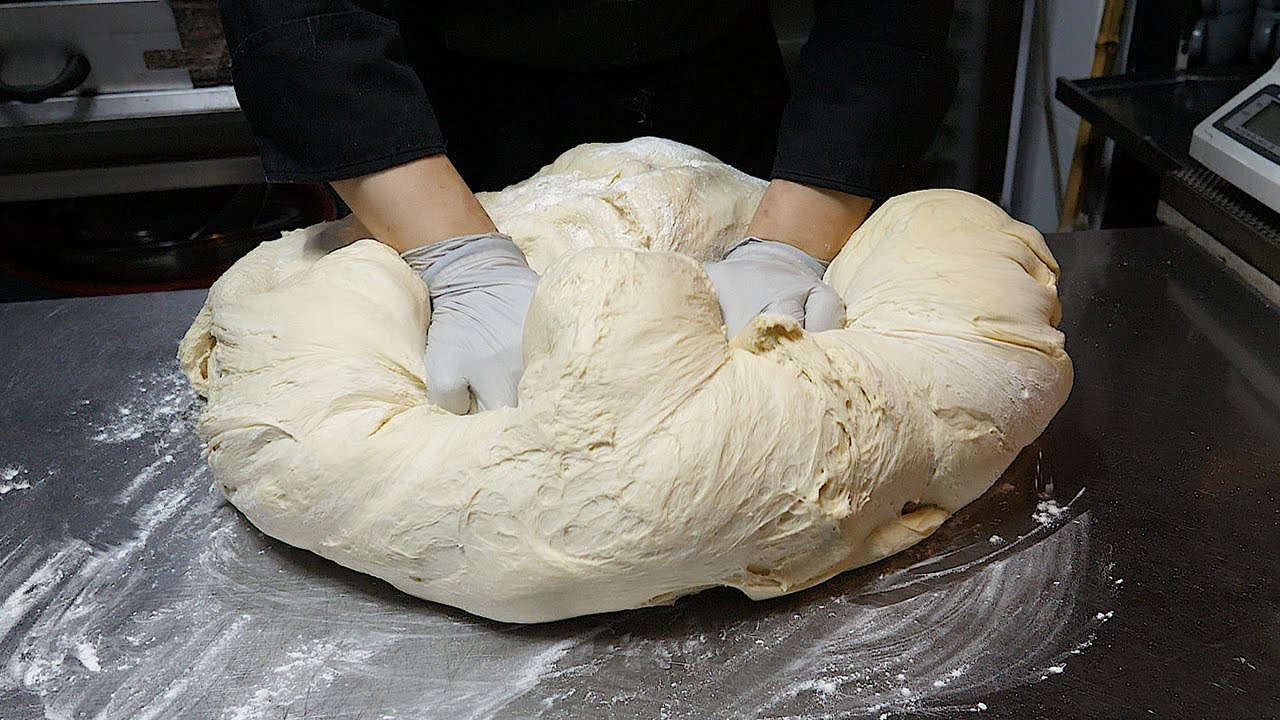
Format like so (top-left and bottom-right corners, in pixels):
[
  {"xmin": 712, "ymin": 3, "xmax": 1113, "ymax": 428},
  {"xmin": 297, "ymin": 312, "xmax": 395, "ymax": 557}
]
[{"xmin": 178, "ymin": 138, "xmax": 1072, "ymax": 623}]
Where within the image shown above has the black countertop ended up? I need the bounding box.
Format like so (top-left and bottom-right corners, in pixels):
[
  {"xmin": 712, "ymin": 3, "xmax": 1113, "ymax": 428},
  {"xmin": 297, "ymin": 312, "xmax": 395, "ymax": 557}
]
[
  {"xmin": 0, "ymin": 227, "xmax": 1276, "ymax": 718},
  {"xmin": 1055, "ymin": 70, "xmax": 1259, "ymax": 173}
]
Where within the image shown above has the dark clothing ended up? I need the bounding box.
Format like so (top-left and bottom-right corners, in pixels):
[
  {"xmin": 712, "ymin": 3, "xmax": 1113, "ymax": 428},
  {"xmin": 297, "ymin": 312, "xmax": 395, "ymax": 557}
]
[
  {"xmin": 217, "ymin": 1, "xmax": 956, "ymax": 197},
  {"xmin": 407, "ymin": 5, "xmax": 790, "ymax": 191}
]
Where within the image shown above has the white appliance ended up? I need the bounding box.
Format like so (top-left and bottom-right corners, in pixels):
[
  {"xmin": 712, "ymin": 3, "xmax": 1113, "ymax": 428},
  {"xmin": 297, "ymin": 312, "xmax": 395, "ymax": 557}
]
[
  {"xmin": 0, "ymin": 0, "xmax": 259, "ymax": 202},
  {"xmin": 1190, "ymin": 56, "xmax": 1280, "ymax": 210},
  {"xmin": 0, "ymin": 0, "xmax": 193, "ymax": 99}
]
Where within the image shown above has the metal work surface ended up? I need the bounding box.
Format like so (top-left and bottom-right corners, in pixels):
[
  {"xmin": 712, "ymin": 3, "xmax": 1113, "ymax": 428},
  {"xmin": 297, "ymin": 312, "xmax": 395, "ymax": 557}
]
[{"xmin": 0, "ymin": 227, "xmax": 1276, "ymax": 718}]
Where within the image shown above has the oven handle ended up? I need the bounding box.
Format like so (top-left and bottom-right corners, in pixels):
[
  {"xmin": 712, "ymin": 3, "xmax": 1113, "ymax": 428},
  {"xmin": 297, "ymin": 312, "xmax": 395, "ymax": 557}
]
[{"xmin": 0, "ymin": 52, "xmax": 91, "ymax": 103}]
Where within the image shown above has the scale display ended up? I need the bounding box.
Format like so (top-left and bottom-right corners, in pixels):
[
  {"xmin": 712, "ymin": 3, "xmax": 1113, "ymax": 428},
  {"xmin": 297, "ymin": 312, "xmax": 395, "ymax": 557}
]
[
  {"xmin": 1191, "ymin": 58, "xmax": 1280, "ymax": 211},
  {"xmin": 1212, "ymin": 84, "xmax": 1280, "ymax": 165},
  {"xmin": 1243, "ymin": 100, "xmax": 1280, "ymax": 143}
]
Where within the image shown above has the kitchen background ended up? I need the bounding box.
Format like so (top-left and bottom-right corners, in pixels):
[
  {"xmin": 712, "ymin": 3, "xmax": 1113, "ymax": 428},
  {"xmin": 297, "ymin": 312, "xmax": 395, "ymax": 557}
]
[{"xmin": 0, "ymin": 0, "xmax": 1272, "ymax": 301}]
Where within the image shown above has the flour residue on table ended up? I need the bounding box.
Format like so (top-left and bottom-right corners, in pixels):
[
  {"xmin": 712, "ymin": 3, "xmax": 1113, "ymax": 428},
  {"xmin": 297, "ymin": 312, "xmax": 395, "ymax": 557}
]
[
  {"xmin": 504, "ymin": 507, "xmax": 1114, "ymax": 720},
  {"xmin": 90, "ymin": 367, "xmax": 197, "ymax": 445},
  {"xmin": 0, "ymin": 465, "xmax": 31, "ymax": 496},
  {"xmin": 0, "ymin": 364, "xmax": 210, "ymax": 716},
  {"xmin": 0, "ymin": 363, "xmax": 1114, "ymax": 720},
  {"xmin": 1032, "ymin": 499, "xmax": 1068, "ymax": 525}
]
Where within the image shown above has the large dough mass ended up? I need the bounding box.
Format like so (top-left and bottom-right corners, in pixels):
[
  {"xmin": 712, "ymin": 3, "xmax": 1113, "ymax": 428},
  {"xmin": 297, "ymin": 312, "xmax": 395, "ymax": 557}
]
[{"xmin": 178, "ymin": 138, "xmax": 1072, "ymax": 623}]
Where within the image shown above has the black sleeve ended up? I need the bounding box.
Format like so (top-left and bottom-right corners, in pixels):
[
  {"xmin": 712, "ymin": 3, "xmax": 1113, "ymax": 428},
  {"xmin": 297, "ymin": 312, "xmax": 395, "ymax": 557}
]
[
  {"xmin": 217, "ymin": 0, "xmax": 445, "ymax": 182},
  {"xmin": 772, "ymin": 0, "xmax": 958, "ymax": 199}
]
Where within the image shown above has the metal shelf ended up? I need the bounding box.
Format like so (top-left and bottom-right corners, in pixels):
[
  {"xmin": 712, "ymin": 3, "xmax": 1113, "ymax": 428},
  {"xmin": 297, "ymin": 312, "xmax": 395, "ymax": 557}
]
[
  {"xmin": 0, "ymin": 86, "xmax": 261, "ymax": 200},
  {"xmin": 1055, "ymin": 69, "xmax": 1258, "ymax": 173}
]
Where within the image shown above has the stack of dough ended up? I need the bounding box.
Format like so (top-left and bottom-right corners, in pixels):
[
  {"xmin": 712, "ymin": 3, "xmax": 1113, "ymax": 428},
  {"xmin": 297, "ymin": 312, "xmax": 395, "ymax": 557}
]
[{"xmin": 178, "ymin": 138, "xmax": 1072, "ymax": 623}]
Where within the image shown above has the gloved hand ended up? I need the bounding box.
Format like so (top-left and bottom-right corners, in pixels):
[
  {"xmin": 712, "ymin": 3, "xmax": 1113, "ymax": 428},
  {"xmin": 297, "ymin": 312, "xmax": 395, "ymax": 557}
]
[
  {"xmin": 401, "ymin": 233, "xmax": 538, "ymax": 414},
  {"xmin": 704, "ymin": 238, "xmax": 846, "ymax": 338}
]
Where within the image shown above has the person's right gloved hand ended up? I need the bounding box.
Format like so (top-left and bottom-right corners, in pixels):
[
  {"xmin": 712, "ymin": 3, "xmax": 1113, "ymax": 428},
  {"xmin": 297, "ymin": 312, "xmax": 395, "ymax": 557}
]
[
  {"xmin": 703, "ymin": 238, "xmax": 846, "ymax": 338},
  {"xmin": 401, "ymin": 233, "xmax": 538, "ymax": 414}
]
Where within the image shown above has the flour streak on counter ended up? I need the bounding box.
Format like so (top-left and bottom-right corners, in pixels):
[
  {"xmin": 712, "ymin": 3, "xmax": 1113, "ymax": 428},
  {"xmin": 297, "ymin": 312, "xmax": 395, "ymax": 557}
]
[
  {"xmin": 90, "ymin": 368, "xmax": 196, "ymax": 445},
  {"xmin": 496, "ymin": 510, "xmax": 1116, "ymax": 719},
  {"xmin": 0, "ymin": 465, "xmax": 31, "ymax": 496},
  {"xmin": 0, "ymin": 362, "xmax": 1115, "ymax": 719},
  {"xmin": 0, "ymin": 363, "xmax": 219, "ymax": 718}
]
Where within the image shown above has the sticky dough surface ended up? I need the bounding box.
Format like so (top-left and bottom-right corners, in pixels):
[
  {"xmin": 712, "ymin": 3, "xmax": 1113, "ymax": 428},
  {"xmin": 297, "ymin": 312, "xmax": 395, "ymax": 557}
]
[{"xmin": 178, "ymin": 138, "xmax": 1072, "ymax": 623}]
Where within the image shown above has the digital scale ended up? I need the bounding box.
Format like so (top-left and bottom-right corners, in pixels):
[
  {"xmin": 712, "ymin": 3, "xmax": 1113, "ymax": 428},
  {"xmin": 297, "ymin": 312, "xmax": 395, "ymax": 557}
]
[{"xmin": 1191, "ymin": 57, "xmax": 1280, "ymax": 210}]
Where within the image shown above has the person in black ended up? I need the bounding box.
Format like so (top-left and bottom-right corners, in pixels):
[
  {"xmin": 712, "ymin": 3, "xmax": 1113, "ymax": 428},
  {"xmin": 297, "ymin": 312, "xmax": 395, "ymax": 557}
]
[{"xmin": 217, "ymin": 1, "xmax": 957, "ymax": 413}]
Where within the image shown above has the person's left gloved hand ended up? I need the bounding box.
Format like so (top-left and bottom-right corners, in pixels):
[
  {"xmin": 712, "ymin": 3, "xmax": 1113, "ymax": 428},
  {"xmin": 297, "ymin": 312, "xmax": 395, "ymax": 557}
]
[
  {"xmin": 401, "ymin": 233, "xmax": 538, "ymax": 414},
  {"xmin": 704, "ymin": 238, "xmax": 846, "ymax": 338}
]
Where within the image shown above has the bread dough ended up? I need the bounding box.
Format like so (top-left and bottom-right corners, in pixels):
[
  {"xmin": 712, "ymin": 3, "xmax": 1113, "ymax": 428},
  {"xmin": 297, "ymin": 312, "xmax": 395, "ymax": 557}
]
[{"xmin": 178, "ymin": 138, "xmax": 1072, "ymax": 623}]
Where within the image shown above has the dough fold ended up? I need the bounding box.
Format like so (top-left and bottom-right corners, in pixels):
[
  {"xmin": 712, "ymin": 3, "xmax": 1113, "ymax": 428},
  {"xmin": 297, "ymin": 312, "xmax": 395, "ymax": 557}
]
[{"xmin": 178, "ymin": 138, "xmax": 1072, "ymax": 623}]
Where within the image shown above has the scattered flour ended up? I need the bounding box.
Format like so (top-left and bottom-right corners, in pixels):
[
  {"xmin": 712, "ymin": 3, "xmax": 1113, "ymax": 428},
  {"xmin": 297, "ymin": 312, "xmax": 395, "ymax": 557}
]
[
  {"xmin": 220, "ymin": 641, "xmax": 376, "ymax": 720},
  {"xmin": 74, "ymin": 641, "xmax": 101, "ymax": 672},
  {"xmin": 2, "ymin": 497, "xmax": 1114, "ymax": 720},
  {"xmin": 1032, "ymin": 499, "xmax": 1068, "ymax": 525},
  {"xmin": 0, "ymin": 481, "xmax": 30, "ymax": 496},
  {"xmin": 91, "ymin": 369, "xmax": 196, "ymax": 445},
  {"xmin": 0, "ymin": 465, "xmax": 31, "ymax": 496},
  {"xmin": 1, "ymin": 362, "xmax": 619, "ymax": 720},
  {"xmin": 0, "ymin": 362, "xmax": 1113, "ymax": 719},
  {"xmin": 0, "ymin": 363, "xmax": 216, "ymax": 717},
  {"xmin": 523, "ymin": 511, "xmax": 1114, "ymax": 719}
]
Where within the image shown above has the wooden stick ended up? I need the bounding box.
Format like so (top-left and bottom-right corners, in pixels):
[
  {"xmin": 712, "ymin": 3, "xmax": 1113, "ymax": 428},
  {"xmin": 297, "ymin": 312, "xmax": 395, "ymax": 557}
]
[{"xmin": 1059, "ymin": 0, "xmax": 1128, "ymax": 232}]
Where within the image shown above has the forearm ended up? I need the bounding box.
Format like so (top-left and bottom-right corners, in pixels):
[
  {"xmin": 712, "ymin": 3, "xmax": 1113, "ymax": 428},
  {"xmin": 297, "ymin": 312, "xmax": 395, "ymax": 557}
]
[
  {"xmin": 331, "ymin": 154, "xmax": 496, "ymax": 254},
  {"xmin": 746, "ymin": 180, "xmax": 872, "ymax": 262}
]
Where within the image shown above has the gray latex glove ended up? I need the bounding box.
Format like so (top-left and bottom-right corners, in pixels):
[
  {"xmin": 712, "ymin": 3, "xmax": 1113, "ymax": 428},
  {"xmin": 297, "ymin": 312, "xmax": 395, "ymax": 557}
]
[
  {"xmin": 401, "ymin": 233, "xmax": 538, "ymax": 414},
  {"xmin": 704, "ymin": 238, "xmax": 846, "ymax": 338}
]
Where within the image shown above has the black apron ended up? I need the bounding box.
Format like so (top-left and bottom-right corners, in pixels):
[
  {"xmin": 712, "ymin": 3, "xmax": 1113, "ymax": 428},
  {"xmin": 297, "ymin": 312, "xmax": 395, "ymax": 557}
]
[{"xmin": 395, "ymin": 0, "xmax": 789, "ymax": 191}]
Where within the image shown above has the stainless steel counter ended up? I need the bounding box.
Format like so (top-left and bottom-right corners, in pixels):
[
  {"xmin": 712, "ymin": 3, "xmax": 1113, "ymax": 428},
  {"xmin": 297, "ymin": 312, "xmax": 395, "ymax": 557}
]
[{"xmin": 0, "ymin": 227, "xmax": 1276, "ymax": 718}]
